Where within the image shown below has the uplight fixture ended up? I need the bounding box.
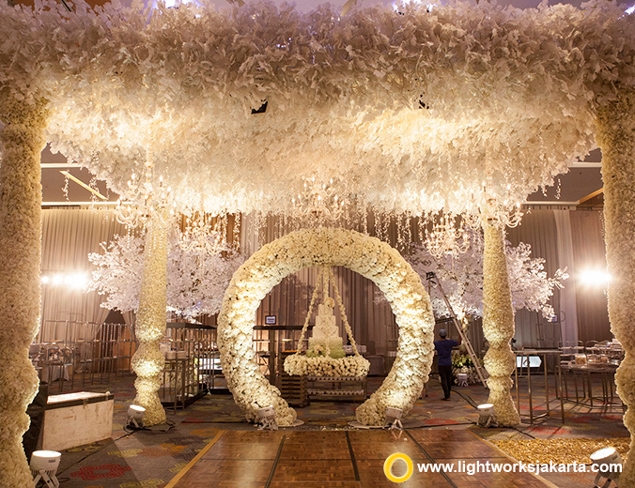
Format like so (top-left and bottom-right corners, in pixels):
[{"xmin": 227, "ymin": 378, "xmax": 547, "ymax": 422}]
[
  {"xmin": 590, "ymin": 447, "xmax": 621, "ymax": 488},
  {"xmin": 385, "ymin": 406, "xmax": 404, "ymax": 430},
  {"xmin": 257, "ymin": 405, "xmax": 278, "ymax": 431},
  {"xmin": 127, "ymin": 404, "xmax": 146, "ymax": 429},
  {"xmin": 30, "ymin": 450, "xmax": 61, "ymax": 488},
  {"xmin": 476, "ymin": 403, "xmax": 497, "ymax": 428}
]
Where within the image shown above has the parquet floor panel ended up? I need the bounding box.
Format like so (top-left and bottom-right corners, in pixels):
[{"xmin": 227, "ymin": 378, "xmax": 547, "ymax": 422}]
[
  {"xmin": 272, "ymin": 459, "xmax": 357, "ymax": 482},
  {"xmin": 168, "ymin": 429, "xmax": 553, "ymax": 488}
]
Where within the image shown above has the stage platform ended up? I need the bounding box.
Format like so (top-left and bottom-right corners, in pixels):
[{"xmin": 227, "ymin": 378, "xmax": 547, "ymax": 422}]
[{"xmin": 166, "ymin": 429, "xmax": 555, "ymax": 487}]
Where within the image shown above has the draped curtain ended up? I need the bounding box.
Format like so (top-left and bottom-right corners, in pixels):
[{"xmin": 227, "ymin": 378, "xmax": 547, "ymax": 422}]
[
  {"xmin": 569, "ymin": 210, "xmax": 610, "ymax": 344},
  {"xmin": 39, "ymin": 208, "xmax": 127, "ymax": 342},
  {"xmin": 507, "ymin": 210, "xmax": 563, "ymax": 348},
  {"xmin": 504, "ymin": 208, "xmax": 607, "ymax": 347},
  {"xmin": 246, "ymin": 208, "xmax": 609, "ymax": 354},
  {"xmin": 41, "ymin": 207, "xmax": 609, "ymax": 350}
]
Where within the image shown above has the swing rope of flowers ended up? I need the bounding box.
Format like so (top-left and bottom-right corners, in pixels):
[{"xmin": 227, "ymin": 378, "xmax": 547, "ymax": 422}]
[{"xmin": 284, "ymin": 267, "xmax": 370, "ymax": 378}]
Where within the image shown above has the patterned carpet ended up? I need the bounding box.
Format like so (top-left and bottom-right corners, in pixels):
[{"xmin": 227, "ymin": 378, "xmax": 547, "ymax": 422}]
[{"xmin": 46, "ymin": 373, "xmax": 628, "ymax": 488}]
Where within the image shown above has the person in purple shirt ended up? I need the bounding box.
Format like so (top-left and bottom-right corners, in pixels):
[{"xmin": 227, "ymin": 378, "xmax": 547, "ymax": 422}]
[{"xmin": 434, "ymin": 328, "xmax": 460, "ymax": 401}]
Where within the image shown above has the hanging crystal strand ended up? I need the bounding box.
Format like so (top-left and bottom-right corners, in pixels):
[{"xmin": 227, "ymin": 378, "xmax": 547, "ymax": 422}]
[
  {"xmin": 404, "ymin": 212, "xmax": 412, "ymax": 248},
  {"xmin": 376, "ymin": 211, "xmax": 384, "ymax": 241},
  {"xmin": 322, "ymin": 268, "xmax": 332, "ymax": 357},
  {"xmin": 223, "ymin": 212, "xmax": 229, "ymax": 247},
  {"xmin": 233, "ymin": 213, "xmax": 241, "ymax": 251},
  {"xmin": 417, "ymin": 213, "xmax": 426, "ymax": 246},
  {"xmin": 381, "ymin": 211, "xmax": 391, "ymax": 243},
  {"xmin": 396, "ymin": 211, "xmax": 404, "ymax": 251},
  {"xmin": 256, "ymin": 210, "xmax": 264, "ymax": 249}
]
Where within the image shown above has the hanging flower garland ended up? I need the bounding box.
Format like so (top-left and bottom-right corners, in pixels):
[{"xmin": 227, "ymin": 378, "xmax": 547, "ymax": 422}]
[
  {"xmin": 1, "ymin": 1, "xmax": 634, "ymax": 216},
  {"xmin": 0, "ymin": 98, "xmax": 49, "ymax": 488},
  {"xmin": 596, "ymin": 90, "xmax": 635, "ymax": 485},
  {"xmin": 217, "ymin": 228, "xmax": 435, "ymax": 426}
]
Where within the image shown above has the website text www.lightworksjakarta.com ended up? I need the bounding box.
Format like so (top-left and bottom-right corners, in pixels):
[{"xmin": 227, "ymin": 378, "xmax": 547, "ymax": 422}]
[
  {"xmin": 382, "ymin": 453, "xmax": 622, "ymax": 482},
  {"xmin": 417, "ymin": 460, "xmax": 622, "ymax": 476}
]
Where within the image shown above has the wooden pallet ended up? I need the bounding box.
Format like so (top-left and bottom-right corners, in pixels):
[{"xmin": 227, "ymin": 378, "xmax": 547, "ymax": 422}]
[
  {"xmin": 279, "ymin": 358, "xmax": 309, "ymax": 407},
  {"xmin": 306, "ymin": 375, "xmax": 368, "ymax": 402},
  {"xmin": 307, "ymin": 388, "xmax": 365, "ymax": 397}
]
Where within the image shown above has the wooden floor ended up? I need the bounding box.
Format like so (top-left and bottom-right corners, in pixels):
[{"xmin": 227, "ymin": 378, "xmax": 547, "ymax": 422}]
[{"xmin": 167, "ymin": 429, "xmax": 552, "ymax": 488}]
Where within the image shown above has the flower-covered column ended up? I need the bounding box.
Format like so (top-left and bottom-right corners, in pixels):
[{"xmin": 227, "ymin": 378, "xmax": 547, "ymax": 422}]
[
  {"xmin": 482, "ymin": 222, "xmax": 520, "ymax": 426},
  {"xmin": 596, "ymin": 91, "xmax": 635, "ymax": 484},
  {"xmin": 131, "ymin": 208, "xmax": 169, "ymax": 426},
  {"xmin": 0, "ymin": 99, "xmax": 48, "ymax": 487}
]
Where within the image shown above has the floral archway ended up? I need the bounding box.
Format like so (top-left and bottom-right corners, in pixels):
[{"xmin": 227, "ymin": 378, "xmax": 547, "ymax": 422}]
[{"xmin": 217, "ymin": 227, "xmax": 436, "ymax": 426}]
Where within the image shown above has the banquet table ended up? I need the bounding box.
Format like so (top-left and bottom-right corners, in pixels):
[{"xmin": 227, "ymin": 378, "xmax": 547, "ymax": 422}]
[
  {"xmin": 514, "ymin": 349, "xmax": 565, "ymax": 424},
  {"xmin": 561, "ymin": 362, "xmax": 620, "ymax": 407}
]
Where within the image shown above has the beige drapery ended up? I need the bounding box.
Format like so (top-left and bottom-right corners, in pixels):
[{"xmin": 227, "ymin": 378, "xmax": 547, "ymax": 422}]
[
  {"xmin": 569, "ymin": 210, "xmax": 610, "ymax": 344},
  {"xmin": 246, "ymin": 208, "xmax": 608, "ymax": 354},
  {"xmin": 39, "ymin": 208, "xmax": 127, "ymax": 341},
  {"xmin": 505, "ymin": 208, "xmax": 609, "ymax": 347},
  {"xmin": 39, "ymin": 207, "xmax": 608, "ymax": 350}
]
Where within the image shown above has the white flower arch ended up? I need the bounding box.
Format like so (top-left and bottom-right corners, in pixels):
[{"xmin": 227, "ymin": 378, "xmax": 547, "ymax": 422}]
[{"xmin": 217, "ymin": 227, "xmax": 436, "ymax": 426}]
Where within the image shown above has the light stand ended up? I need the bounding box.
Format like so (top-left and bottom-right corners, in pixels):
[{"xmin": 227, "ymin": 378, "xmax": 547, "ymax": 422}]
[
  {"xmin": 31, "ymin": 450, "xmax": 61, "ymax": 488},
  {"xmin": 257, "ymin": 405, "xmax": 278, "ymax": 431},
  {"xmin": 127, "ymin": 404, "xmax": 146, "ymax": 429},
  {"xmin": 384, "ymin": 407, "xmax": 404, "ymax": 430},
  {"xmin": 590, "ymin": 447, "xmax": 621, "ymax": 488},
  {"xmin": 476, "ymin": 403, "xmax": 497, "ymax": 428}
]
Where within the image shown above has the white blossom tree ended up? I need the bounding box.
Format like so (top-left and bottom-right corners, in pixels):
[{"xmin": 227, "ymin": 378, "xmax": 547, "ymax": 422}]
[
  {"xmin": 384, "ymin": 230, "xmax": 567, "ymax": 321},
  {"xmin": 89, "ymin": 232, "xmax": 244, "ymax": 318}
]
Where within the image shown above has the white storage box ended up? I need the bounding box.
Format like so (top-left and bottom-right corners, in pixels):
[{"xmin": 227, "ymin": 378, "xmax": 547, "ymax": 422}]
[{"xmin": 42, "ymin": 391, "xmax": 114, "ymax": 451}]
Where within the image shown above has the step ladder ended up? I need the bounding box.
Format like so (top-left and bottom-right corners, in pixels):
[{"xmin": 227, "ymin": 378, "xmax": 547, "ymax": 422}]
[{"xmin": 425, "ymin": 271, "xmax": 488, "ymax": 388}]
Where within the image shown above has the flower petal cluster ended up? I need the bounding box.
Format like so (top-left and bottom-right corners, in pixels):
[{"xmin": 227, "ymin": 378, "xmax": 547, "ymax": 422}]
[
  {"xmin": 131, "ymin": 210, "xmax": 169, "ymax": 426},
  {"xmin": 1, "ymin": 1, "xmax": 634, "ymax": 216},
  {"xmin": 217, "ymin": 228, "xmax": 435, "ymax": 426},
  {"xmin": 482, "ymin": 223, "xmax": 520, "ymax": 426},
  {"xmin": 596, "ymin": 92, "xmax": 635, "ymax": 485},
  {"xmin": 284, "ymin": 354, "xmax": 370, "ymax": 378},
  {"xmin": 0, "ymin": 99, "xmax": 48, "ymax": 487}
]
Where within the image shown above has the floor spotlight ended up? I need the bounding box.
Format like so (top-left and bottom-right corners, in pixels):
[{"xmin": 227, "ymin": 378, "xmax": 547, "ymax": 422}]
[
  {"xmin": 477, "ymin": 403, "xmax": 497, "ymax": 428},
  {"xmin": 30, "ymin": 450, "xmax": 61, "ymax": 488},
  {"xmin": 127, "ymin": 404, "xmax": 146, "ymax": 429},
  {"xmin": 257, "ymin": 405, "xmax": 278, "ymax": 431},
  {"xmin": 590, "ymin": 447, "xmax": 622, "ymax": 487},
  {"xmin": 385, "ymin": 407, "xmax": 404, "ymax": 430}
]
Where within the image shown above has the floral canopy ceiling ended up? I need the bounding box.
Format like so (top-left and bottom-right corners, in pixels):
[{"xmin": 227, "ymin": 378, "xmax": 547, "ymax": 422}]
[{"xmin": 1, "ymin": 0, "xmax": 634, "ymax": 216}]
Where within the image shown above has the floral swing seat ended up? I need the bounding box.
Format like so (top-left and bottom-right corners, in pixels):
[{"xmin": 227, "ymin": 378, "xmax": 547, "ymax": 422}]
[{"xmin": 284, "ymin": 267, "xmax": 370, "ymax": 378}]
